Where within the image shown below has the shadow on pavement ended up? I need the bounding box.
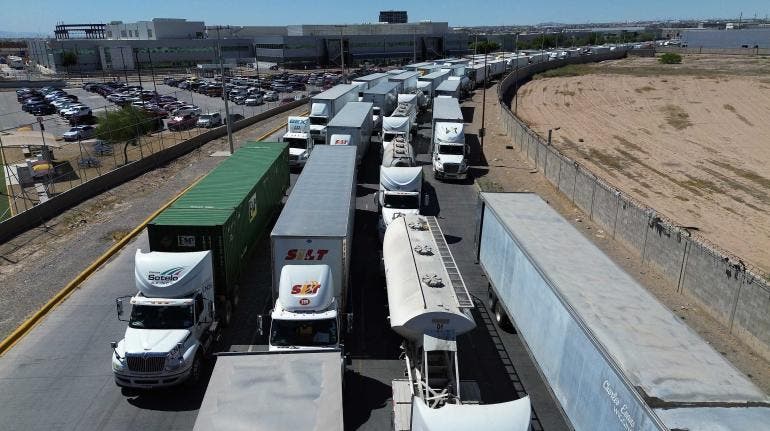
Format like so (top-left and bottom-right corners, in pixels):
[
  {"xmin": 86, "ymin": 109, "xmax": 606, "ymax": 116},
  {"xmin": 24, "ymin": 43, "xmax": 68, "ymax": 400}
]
[{"xmin": 343, "ymin": 369, "xmax": 394, "ymax": 430}]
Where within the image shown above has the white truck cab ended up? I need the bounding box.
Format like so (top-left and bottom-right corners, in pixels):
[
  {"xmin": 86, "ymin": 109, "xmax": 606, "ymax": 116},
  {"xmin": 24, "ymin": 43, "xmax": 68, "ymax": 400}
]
[
  {"xmin": 268, "ymin": 265, "xmax": 340, "ymax": 351},
  {"xmin": 378, "ymin": 166, "xmax": 422, "ymax": 239},
  {"xmin": 111, "ymin": 250, "xmax": 217, "ymax": 388},
  {"xmin": 284, "ymin": 116, "xmax": 312, "ymax": 168},
  {"xmin": 432, "ymin": 123, "xmax": 469, "ymax": 180}
]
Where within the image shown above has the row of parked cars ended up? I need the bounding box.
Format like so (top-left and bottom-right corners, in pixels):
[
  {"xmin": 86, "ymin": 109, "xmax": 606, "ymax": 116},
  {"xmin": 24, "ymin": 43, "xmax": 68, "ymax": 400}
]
[{"xmin": 16, "ymin": 87, "xmax": 93, "ymax": 126}]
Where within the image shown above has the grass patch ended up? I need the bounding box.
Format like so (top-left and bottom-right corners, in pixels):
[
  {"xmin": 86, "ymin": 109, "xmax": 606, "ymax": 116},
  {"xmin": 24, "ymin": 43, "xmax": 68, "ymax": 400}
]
[
  {"xmin": 555, "ymin": 89, "xmax": 576, "ymax": 96},
  {"xmin": 660, "ymin": 104, "xmax": 693, "ymax": 130},
  {"xmin": 709, "ymin": 160, "xmax": 770, "ymax": 190},
  {"xmin": 587, "ymin": 148, "xmax": 625, "ymax": 170},
  {"xmin": 634, "ymin": 86, "xmax": 656, "ymax": 93},
  {"xmin": 105, "ymin": 229, "xmax": 131, "ymax": 242},
  {"xmin": 533, "ymin": 64, "xmax": 593, "ymax": 80},
  {"xmin": 613, "ymin": 135, "xmax": 649, "ymax": 154},
  {"xmin": 477, "ymin": 178, "xmax": 504, "ymax": 192},
  {"xmin": 722, "ymin": 104, "xmax": 754, "ymax": 126}
]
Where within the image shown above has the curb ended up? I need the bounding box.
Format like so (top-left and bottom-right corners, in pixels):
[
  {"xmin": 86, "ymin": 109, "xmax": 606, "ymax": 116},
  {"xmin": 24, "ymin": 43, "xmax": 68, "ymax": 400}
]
[{"xmin": 0, "ymin": 116, "xmax": 293, "ymax": 356}]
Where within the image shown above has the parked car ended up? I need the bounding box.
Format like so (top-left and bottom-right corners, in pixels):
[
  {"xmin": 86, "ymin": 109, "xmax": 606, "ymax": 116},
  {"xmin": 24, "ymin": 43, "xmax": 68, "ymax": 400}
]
[
  {"xmin": 264, "ymin": 91, "xmax": 278, "ymax": 101},
  {"xmin": 30, "ymin": 104, "xmax": 56, "ymax": 115},
  {"xmin": 167, "ymin": 114, "xmax": 198, "ymax": 131},
  {"xmin": 196, "ymin": 113, "xmax": 222, "ymax": 128},
  {"xmin": 62, "ymin": 125, "xmax": 96, "ymax": 141},
  {"xmin": 244, "ymin": 95, "xmax": 263, "ymax": 106},
  {"xmin": 62, "ymin": 105, "xmax": 91, "ymax": 119},
  {"xmin": 172, "ymin": 105, "xmax": 201, "ymax": 117}
]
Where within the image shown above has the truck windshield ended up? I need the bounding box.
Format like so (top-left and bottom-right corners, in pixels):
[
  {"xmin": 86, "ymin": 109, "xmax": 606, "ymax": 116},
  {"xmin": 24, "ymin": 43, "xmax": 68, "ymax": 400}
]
[
  {"xmin": 309, "ymin": 117, "xmax": 326, "ymax": 126},
  {"xmin": 285, "ymin": 138, "xmax": 307, "ymax": 149},
  {"xmin": 271, "ymin": 318, "xmax": 338, "ymax": 347},
  {"xmin": 439, "ymin": 144, "xmax": 464, "ymax": 155},
  {"xmin": 129, "ymin": 304, "xmax": 194, "ymax": 330},
  {"xmin": 383, "ymin": 194, "xmax": 419, "ymax": 209},
  {"xmin": 383, "ymin": 133, "xmax": 400, "ymax": 142}
]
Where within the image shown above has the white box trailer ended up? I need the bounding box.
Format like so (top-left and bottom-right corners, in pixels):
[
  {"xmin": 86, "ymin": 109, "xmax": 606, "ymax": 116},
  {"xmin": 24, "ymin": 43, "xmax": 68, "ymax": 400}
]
[
  {"xmin": 362, "ymin": 81, "xmax": 400, "ymax": 120},
  {"xmin": 351, "ymin": 72, "xmax": 389, "ymax": 97},
  {"xmin": 417, "ymin": 70, "xmax": 449, "ymax": 100},
  {"xmin": 477, "ymin": 192, "xmax": 770, "ymax": 431},
  {"xmin": 466, "ymin": 64, "xmax": 487, "ymax": 87},
  {"xmin": 389, "ymin": 71, "xmax": 420, "ymax": 93},
  {"xmin": 440, "ymin": 64, "xmax": 466, "ymax": 77},
  {"xmin": 403, "ymin": 61, "xmax": 434, "ymax": 72},
  {"xmin": 308, "ymin": 84, "xmax": 359, "ymax": 145},
  {"xmin": 193, "ymin": 350, "xmax": 344, "ymax": 431},
  {"xmin": 326, "ymin": 101, "xmax": 374, "ymax": 165},
  {"xmin": 487, "ymin": 59, "xmax": 507, "ymax": 78},
  {"xmin": 434, "ymin": 79, "xmax": 461, "ymax": 99}
]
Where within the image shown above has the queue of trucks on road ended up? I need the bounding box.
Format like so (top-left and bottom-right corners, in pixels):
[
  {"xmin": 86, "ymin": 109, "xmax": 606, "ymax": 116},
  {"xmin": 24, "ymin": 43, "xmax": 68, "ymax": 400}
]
[{"xmin": 104, "ymin": 46, "xmax": 770, "ymax": 430}]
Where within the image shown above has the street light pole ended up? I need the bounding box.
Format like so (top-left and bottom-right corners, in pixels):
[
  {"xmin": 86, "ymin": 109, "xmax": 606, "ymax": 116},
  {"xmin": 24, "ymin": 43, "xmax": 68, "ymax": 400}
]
[
  {"xmin": 480, "ymin": 43, "xmax": 489, "ymax": 154},
  {"xmin": 209, "ymin": 25, "xmax": 235, "ymax": 155},
  {"xmin": 133, "ymin": 49, "xmax": 143, "ymax": 88},
  {"xmin": 147, "ymin": 50, "xmax": 158, "ymax": 95},
  {"xmin": 514, "ymin": 32, "xmax": 520, "ymax": 115}
]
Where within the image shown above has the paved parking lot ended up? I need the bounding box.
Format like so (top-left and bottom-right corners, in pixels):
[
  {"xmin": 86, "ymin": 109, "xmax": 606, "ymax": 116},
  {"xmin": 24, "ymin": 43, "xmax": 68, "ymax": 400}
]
[{"xmin": 0, "ymin": 80, "xmax": 316, "ymax": 141}]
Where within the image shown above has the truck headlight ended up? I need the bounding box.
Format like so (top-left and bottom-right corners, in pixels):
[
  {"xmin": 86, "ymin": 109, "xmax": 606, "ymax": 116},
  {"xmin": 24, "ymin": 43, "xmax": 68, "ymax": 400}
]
[
  {"xmin": 165, "ymin": 345, "xmax": 186, "ymax": 370},
  {"xmin": 112, "ymin": 356, "xmax": 127, "ymax": 371}
]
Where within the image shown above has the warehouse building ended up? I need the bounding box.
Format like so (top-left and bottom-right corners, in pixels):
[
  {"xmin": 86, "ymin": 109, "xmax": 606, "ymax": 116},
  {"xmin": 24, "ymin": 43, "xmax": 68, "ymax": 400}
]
[
  {"xmin": 27, "ymin": 18, "xmax": 468, "ymax": 72},
  {"xmin": 681, "ymin": 28, "xmax": 770, "ymax": 49}
]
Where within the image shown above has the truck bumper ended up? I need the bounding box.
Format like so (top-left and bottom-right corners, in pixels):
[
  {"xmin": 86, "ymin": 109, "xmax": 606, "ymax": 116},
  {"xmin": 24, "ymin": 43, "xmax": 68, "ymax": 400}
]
[
  {"xmin": 433, "ymin": 169, "xmax": 468, "ymax": 180},
  {"xmin": 113, "ymin": 366, "xmax": 193, "ymax": 389}
]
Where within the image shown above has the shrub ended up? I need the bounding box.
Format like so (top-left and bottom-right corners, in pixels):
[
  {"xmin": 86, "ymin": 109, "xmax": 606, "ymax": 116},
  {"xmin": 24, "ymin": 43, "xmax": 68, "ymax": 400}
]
[{"xmin": 659, "ymin": 53, "xmax": 682, "ymax": 64}]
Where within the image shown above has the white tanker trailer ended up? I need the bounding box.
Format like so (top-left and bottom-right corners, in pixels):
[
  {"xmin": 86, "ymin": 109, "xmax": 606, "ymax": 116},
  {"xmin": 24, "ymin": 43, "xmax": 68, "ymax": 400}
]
[{"xmin": 383, "ymin": 214, "xmax": 531, "ymax": 431}]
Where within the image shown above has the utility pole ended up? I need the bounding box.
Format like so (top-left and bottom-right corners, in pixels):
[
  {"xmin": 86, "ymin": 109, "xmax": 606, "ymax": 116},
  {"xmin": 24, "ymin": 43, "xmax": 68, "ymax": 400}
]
[
  {"xmin": 480, "ymin": 43, "xmax": 489, "ymax": 154},
  {"xmin": 146, "ymin": 50, "xmax": 158, "ymax": 95},
  {"xmin": 133, "ymin": 48, "xmax": 143, "ymax": 88},
  {"xmin": 413, "ymin": 29, "xmax": 417, "ymax": 63},
  {"xmin": 208, "ymin": 25, "xmax": 235, "ymax": 155},
  {"xmin": 514, "ymin": 32, "xmax": 519, "ymax": 115},
  {"xmin": 334, "ymin": 25, "xmax": 346, "ymax": 82}
]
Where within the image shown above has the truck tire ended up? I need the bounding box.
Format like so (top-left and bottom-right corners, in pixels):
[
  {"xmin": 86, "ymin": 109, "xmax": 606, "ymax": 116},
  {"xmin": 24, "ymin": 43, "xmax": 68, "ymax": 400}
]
[
  {"xmin": 185, "ymin": 352, "xmax": 203, "ymax": 387},
  {"xmin": 487, "ymin": 286, "xmax": 497, "ymax": 310},
  {"xmin": 494, "ymin": 301, "xmax": 514, "ymax": 332}
]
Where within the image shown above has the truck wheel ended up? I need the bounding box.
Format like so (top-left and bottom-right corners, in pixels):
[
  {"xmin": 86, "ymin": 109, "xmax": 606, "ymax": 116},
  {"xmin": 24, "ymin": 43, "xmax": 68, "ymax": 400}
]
[
  {"xmin": 185, "ymin": 352, "xmax": 203, "ymax": 387},
  {"xmin": 494, "ymin": 301, "xmax": 514, "ymax": 332},
  {"xmin": 487, "ymin": 287, "xmax": 497, "ymax": 310}
]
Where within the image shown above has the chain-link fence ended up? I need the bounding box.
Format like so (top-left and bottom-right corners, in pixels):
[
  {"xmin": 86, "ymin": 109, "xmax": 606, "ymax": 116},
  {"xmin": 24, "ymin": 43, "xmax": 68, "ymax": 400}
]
[{"xmin": 496, "ymin": 52, "xmax": 770, "ymax": 362}]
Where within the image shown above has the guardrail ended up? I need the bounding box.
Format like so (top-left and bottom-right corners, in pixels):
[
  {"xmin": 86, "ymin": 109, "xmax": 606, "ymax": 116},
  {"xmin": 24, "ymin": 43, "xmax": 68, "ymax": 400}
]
[
  {"xmin": 496, "ymin": 51, "xmax": 770, "ymax": 362},
  {"xmin": 0, "ymin": 98, "xmax": 306, "ymax": 243}
]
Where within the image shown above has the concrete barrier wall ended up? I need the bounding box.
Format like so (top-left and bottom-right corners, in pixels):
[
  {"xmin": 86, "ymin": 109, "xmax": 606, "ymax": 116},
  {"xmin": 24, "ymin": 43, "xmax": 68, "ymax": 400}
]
[
  {"xmin": 0, "ymin": 99, "xmax": 307, "ymax": 242},
  {"xmin": 496, "ymin": 52, "xmax": 770, "ymax": 362}
]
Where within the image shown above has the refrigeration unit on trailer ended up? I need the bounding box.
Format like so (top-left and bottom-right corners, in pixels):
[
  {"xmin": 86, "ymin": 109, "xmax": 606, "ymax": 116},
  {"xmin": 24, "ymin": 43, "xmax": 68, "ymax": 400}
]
[
  {"xmin": 283, "ymin": 116, "xmax": 312, "ymax": 168},
  {"xmin": 477, "ymin": 192, "xmax": 770, "ymax": 431},
  {"xmin": 384, "ymin": 214, "xmax": 531, "ymax": 431},
  {"xmin": 110, "ymin": 143, "xmax": 289, "ymax": 389},
  {"xmin": 308, "ymin": 83, "xmax": 358, "ymax": 145},
  {"xmin": 404, "ymin": 61, "xmax": 434, "ymax": 72},
  {"xmin": 351, "ymin": 72, "xmax": 389, "ymax": 98},
  {"xmin": 362, "ymin": 81, "xmax": 399, "ymax": 132},
  {"xmin": 194, "ymin": 350, "xmax": 344, "ymax": 431},
  {"xmin": 431, "ymin": 97, "xmax": 468, "ymax": 180},
  {"xmin": 434, "ymin": 79, "xmax": 462, "ymax": 99},
  {"xmin": 325, "ymin": 101, "xmax": 373, "ymax": 165},
  {"xmin": 261, "ymin": 145, "xmax": 357, "ymax": 353}
]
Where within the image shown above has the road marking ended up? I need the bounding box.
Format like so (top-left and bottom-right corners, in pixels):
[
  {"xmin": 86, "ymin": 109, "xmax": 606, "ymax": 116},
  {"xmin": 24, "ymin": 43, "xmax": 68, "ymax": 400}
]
[{"xmin": 0, "ymin": 111, "xmax": 302, "ymax": 356}]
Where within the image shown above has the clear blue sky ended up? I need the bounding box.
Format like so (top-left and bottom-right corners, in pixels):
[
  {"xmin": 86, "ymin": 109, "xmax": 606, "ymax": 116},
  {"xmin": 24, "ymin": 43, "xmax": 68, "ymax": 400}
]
[{"xmin": 2, "ymin": 0, "xmax": 768, "ymax": 34}]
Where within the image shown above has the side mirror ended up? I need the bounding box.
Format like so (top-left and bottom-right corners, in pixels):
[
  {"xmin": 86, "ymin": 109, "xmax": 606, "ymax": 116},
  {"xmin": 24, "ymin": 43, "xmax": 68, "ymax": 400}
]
[{"xmin": 110, "ymin": 341, "xmax": 118, "ymax": 349}]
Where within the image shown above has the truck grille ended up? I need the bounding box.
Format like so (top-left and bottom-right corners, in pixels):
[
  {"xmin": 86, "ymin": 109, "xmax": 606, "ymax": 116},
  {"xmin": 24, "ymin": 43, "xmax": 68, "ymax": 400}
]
[
  {"xmin": 444, "ymin": 163, "xmax": 460, "ymax": 174},
  {"xmin": 126, "ymin": 354, "xmax": 166, "ymax": 372},
  {"xmin": 289, "ymin": 154, "xmax": 298, "ymax": 161},
  {"xmin": 309, "ymin": 129, "xmax": 320, "ymax": 135}
]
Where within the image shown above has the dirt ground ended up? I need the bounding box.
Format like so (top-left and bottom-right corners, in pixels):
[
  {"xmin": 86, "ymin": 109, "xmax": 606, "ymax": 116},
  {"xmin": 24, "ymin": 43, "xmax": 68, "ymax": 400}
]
[
  {"xmin": 468, "ymin": 80, "xmax": 770, "ymax": 394},
  {"xmin": 515, "ymin": 55, "xmax": 770, "ymax": 274}
]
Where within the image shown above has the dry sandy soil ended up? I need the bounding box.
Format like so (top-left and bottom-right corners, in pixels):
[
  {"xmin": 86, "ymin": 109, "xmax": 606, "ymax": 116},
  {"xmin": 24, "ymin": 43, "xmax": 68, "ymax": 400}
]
[{"xmin": 516, "ymin": 55, "xmax": 770, "ymax": 274}]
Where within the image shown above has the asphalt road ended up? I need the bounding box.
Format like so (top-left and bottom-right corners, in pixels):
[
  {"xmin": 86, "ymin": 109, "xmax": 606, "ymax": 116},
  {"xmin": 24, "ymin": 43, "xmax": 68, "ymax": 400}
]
[{"xmin": 0, "ymin": 103, "xmax": 569, "ymax": 430}]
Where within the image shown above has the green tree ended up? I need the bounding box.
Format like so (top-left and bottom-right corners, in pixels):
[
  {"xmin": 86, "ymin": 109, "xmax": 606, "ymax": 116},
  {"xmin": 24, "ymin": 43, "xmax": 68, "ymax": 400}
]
[
  {"xmin": 61, "ymin": 51, "xmax": 77, "ymax": 68},
  {"xmin": 470, "ymin": 40, "xmax": 501, "ymax": 54},
  {"xmin": 95, "ymin": 107, "xmax": 157, "ymax": 165},
  {"xmin": 659, "ymin": 53, "xmax": 682, "ymax": 64}
]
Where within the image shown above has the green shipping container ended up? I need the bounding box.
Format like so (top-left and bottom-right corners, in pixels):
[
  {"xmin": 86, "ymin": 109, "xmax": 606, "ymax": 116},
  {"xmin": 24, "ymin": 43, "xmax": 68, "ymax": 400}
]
[{"xmin": 147, "ymin": 142, "xmax": 289, "ymax": 306}]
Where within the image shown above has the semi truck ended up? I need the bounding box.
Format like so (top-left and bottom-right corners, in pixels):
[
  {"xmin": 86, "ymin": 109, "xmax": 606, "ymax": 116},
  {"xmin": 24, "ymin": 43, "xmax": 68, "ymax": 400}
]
[
  {"xmin": 308, "ymin": 83, "xmax": 358, "ymax": 146},
  {"xmin": 261, "ymin": 144, "xmax": 357, "ymax": 353},
  {"xmin": 351, "ymin": 72, "xmax": 389, "ymax": 97},
  {"xmin": 325, "ymin": 101, "xmax": 373, "ymax": 165},
  {"xmin": 283, "ymin": 116, "xmax": 312, "ymax": 168},
  {"xmin": 431, "ymin": 97, "xmax": 468, "ymax": 180},
  {"xmin": 466, "ymin": 64, "xmax": 487, "ymax": 88},
  {"xmin": 362, "ymin": 81, "xmax": 399, "ymax": 132},
  {"xmin": 381, "ymin": 115, "xmax": 413, "ymax": 153},
  {"xmin": 389, "ymin": 71, "xmax": 420, "ymax": 93},
  {"xmin": 377, "ymin": 166, "xmax": 422, "ymax": 238},
  {"xmin": 434, "ymin": 79, "xmax": 462, "ymax": 99},
  {"xmin": 110, "ymin": 142, "xmax": 289, "ymax": 389},
  {"xmin": 403, "ymin": 61, "xmax": 434, "ymax": 73},
  {"xmin": 194, "ymin": 350, "xmax": 344, "ymax": 431},
  {"xmin": 383, "ymin": 214, "xmax": 531, "ymax": 431},
  {"xmin": 417, "ymin": 70, "xmax": 450, "ymax": 101},
  {"xmin": 476, "ymin": 192, "xmax": 770, "ymax": 431}
]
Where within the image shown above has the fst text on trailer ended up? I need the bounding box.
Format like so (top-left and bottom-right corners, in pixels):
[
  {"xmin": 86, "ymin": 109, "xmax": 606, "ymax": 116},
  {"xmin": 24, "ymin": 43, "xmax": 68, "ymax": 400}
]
[
  {"xmin": 110, "ymin": 143, "xmax": 289, "ymax": 389},
  {"xmin": 308, "ymin": 83, "xmax": 358, "ymax": 145},
  {"xmin": 476, "ymin": 192, "xmax": 770, "ymax": 431},
  {"xmin": 325, "ymin": 101, "xmax": 373, "ymax": 165}
]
